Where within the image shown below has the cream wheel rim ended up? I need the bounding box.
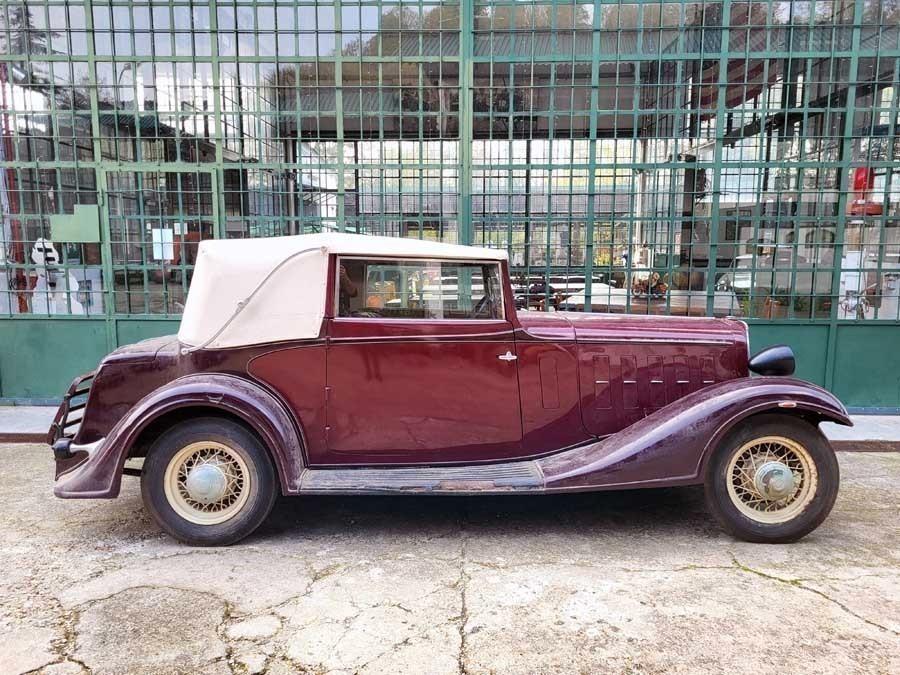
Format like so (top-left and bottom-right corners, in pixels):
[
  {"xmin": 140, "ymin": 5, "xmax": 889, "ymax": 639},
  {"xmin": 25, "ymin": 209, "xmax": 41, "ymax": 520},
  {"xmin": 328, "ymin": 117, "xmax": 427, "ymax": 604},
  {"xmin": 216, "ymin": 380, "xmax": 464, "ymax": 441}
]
[
  {"xmin": 163, "ymin": 441, "xmax": 251, "ymax": 525},
  {"xmin": 725, "ymin": 435, "xmax": 818, "ymax": 524}
]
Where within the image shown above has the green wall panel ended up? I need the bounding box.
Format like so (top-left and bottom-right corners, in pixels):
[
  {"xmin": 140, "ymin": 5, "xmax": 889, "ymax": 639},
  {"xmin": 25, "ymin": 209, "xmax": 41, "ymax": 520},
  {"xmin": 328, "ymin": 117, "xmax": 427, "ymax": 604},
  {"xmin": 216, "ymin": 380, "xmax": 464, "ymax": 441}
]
[
  {"xmin": 747, "ymin": 324, "xmax": 829, "ymax": 387},
  {"xmin": 0, "ymin": 319, "xmax": 108, "ymax": 400},
  {"xmin": 115, "ymin": 320, "xmax": 181, "ymax": 348},
  {"xmin": 0, "ymin": 319, "xmax": 181, "ymax": 401},
  {"xmin": 831, "ymin": 325, "xmax": 900, "ymax": 409}
]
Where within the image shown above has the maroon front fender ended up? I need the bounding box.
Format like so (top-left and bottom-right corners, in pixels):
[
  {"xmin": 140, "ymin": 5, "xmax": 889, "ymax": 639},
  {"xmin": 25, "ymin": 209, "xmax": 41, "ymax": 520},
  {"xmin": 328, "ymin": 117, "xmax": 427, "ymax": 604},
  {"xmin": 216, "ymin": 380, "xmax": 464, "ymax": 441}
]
[
  {"xmin": 54, "ymin": 374, "xmax": 306, "ymax": 499},
  {"xmin": 538, "ymin": 377, "xmax": 851, "ymax": 491}
]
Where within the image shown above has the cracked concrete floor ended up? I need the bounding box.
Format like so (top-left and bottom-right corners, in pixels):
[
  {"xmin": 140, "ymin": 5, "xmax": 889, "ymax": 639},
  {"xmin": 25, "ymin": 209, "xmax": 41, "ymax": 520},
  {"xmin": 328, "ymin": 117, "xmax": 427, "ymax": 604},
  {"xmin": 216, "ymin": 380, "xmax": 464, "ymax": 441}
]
[{"xmin": 1, "ymin": 444, "xmax": 898, "ymax": 675}]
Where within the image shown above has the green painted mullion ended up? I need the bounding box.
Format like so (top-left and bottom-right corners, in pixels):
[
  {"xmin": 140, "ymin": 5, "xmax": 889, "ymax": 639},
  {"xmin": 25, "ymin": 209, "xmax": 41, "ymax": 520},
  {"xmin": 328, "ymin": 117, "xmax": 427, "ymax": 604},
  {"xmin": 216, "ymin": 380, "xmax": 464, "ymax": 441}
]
[
  {"xmin": 663, "ymin": 57, "xmax": 688, "ymax": 316},
  {"xmin": 209, "ymin": 0, "xmax": 226, "ymax": 239},
  {"xmin": 137, "ymin": 171, "xmax": 152, "ymax": 314},
  {"xmin": 582, "ymin": 10, "xmax": 599, "ymax": 312},
  {"xmin": 82, "ymin": 0, "xmax": 117, "ymax": 350},
  {"xmin": 870, "ymin": 55, "xmax": 900, "ymax": 320},
  {"xmin": 457, "ymin": 0, "xmax": 473, "ymax": 245},
  {"xmin": 823, "ymin": 0, "xmax": 865, "ymax": 390},
  {"xmin": 705, "ymin": 0, "xmax": 732, "ymax": 317},
  {"xmin": 334, "ymin": 1, "xmax": 346, "ymax": 233}
]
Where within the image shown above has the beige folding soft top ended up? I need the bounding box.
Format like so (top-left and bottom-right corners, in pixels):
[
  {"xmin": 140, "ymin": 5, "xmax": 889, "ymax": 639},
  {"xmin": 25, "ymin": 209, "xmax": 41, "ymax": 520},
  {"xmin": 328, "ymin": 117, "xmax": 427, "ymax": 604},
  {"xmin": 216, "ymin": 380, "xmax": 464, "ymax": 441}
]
[{"xmin": 178, "ymin": 232, "xmax": 508, "ymax": 350}]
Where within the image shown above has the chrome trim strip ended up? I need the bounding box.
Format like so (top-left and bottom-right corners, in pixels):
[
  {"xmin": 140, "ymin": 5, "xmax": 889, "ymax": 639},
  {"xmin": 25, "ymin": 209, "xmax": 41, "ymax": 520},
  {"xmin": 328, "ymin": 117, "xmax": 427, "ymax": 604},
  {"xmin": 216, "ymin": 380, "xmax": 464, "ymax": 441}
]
[
  {"xmin": 577, "ymin": 338, "xmax": 734, "ymax": 346},
  {"xmin": 331, "ymin": 318, "xmax": 511, "ymax": 325},
  {"xmin": 328, "ymin": 333, "xmax": 515, "ymax": 343}
]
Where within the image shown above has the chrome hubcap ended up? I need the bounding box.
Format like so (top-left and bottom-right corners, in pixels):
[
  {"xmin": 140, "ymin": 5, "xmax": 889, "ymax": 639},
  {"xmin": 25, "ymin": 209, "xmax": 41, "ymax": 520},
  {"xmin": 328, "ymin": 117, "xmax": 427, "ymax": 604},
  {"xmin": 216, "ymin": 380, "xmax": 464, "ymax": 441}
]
[
  {"xmin": 753, "ymin": 461, "xmax": 796, "ymax": 501},
  {"xmin": 184, "ymin": 462, "xmax": 229, "ymax": 504}
]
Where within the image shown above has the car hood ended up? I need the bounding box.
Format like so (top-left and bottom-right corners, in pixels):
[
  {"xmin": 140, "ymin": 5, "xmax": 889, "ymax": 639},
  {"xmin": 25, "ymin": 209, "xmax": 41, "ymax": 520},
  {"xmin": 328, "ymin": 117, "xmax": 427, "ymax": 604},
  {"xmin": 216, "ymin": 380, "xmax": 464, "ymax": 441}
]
[
  {"xmin": 561, "ymin": 311, "xmax": 746, "ymax": 344},
  {"xmin": 519, "ymin": 311, "xmax": 747, "ymax": 346}
]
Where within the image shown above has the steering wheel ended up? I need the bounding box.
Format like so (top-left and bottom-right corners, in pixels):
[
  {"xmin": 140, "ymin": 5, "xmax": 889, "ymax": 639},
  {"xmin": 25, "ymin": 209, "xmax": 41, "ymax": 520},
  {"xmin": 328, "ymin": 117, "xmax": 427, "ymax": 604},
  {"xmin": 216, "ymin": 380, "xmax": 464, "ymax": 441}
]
[{"xmin": 473, "ymin": 295, "xmax": 493, "ymax": 318}]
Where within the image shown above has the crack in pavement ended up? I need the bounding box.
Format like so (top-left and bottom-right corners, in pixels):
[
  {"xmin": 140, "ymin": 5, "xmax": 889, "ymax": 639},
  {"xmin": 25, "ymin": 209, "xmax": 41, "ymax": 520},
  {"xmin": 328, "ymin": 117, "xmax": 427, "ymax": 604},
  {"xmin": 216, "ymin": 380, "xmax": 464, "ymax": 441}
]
[
  {"xmin": 731, "ymin": 555, "xmax": 900, "ymax": 636},
  {"xmin": 455, "ymin": 510, "xmax": 471, "ymax": 675},
  {"xmin": 465, "ymin": 558, "xmax": 738, "ymax": 574},
  {"xmin": 9, "ymin": 584, "xmax": 90, "ymax": 675},
  {"xmin": 216, "ymin": 600, "xmax": 239, "ymax": 675}
]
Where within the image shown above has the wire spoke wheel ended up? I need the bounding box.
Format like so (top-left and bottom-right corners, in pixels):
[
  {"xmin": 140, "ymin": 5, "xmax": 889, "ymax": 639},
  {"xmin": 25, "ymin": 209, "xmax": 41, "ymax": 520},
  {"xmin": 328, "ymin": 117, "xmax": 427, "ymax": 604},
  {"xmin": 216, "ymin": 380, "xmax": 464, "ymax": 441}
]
[
  {"xmin": 725, "ymin": 435, "xmax": 818, "ymax": 524},
  {"xmin": 163, "ymin": 441, "xmax": 251, "ymax": 525}
]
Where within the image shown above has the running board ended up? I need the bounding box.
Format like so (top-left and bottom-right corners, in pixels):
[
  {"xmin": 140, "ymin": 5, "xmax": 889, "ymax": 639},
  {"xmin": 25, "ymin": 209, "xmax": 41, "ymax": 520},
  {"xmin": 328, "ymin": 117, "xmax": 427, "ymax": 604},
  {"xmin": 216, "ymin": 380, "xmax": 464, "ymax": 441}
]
[{"xmin": 299, "ymin": 461, "xmax": 544, "ymax": 494}]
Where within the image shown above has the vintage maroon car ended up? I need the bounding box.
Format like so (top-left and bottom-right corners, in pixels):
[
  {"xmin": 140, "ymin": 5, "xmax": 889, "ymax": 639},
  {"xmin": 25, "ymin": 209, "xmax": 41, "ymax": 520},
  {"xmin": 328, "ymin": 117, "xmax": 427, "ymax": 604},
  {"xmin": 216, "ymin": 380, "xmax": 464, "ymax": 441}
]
[{"xmin": 49, "ymin": 233, "xmax": 850, "ymax": 546}]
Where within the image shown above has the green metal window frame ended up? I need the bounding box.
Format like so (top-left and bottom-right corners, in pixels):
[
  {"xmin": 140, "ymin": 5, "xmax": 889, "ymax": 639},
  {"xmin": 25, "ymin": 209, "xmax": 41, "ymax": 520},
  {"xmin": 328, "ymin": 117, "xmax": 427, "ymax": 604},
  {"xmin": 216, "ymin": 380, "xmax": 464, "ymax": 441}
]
[{"xmin": 2, "ymin": 0, "xmax": 900, "ymax": 405}]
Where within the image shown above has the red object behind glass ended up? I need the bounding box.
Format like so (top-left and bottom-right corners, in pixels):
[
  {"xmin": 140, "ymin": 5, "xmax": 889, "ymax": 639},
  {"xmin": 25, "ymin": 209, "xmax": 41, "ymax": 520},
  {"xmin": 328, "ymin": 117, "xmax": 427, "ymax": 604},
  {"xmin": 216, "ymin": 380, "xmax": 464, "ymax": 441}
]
[{"xmin": 848, "ymin": 167, "xmax": 884, "ymax": 216}]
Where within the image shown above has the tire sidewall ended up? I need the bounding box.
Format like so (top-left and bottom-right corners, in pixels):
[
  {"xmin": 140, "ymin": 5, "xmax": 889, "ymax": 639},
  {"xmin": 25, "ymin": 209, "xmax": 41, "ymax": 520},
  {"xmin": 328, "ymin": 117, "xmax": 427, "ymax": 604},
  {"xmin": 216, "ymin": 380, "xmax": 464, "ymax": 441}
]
[
  {"xmin": 141, "ymin": 417, "xmax": 277, "ymax": 546},
  {"xmin": 706, "ymin": 414, "xmax": 840, "ymax": 543}
]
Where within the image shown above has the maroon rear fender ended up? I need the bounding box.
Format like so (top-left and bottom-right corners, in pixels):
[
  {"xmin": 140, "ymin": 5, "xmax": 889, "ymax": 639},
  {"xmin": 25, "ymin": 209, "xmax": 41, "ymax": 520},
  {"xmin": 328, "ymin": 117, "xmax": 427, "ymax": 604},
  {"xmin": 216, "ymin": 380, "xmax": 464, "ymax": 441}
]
[
  {"xmin": 54, "ymin": 373, "xmax": 306, "ymax": 499},
  {"xmin": 538, "ymin": 377, "xmax": 851, "ymax": 491}
]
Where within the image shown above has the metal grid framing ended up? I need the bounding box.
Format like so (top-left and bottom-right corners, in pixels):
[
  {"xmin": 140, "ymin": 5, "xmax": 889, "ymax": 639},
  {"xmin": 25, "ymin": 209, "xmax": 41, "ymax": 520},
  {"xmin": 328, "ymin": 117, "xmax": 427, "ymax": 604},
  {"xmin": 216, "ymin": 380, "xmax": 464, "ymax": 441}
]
[{"xmin": 1, "ymin": 0, "xmax": 900, "ymax": 400}]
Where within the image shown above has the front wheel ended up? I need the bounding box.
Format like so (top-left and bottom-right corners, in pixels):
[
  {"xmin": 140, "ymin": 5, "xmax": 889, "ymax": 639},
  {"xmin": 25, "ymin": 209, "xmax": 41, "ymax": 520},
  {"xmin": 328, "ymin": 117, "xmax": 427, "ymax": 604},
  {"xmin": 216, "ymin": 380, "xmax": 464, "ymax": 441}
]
[
  {"xmin": 141, "ymin": 417, "xmax": 277, "ymax": 546},
  {"xmin": 705, "ymin": 414, "xmax": 839, "ymax": 543}
]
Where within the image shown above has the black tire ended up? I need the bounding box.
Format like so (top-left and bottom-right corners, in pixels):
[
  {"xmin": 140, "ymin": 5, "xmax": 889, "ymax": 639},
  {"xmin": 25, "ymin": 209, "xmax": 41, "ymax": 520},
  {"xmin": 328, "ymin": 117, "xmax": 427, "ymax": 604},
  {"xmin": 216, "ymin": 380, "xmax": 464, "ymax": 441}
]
[
  {"xmin": 141, "ymin": 417, "xmax": 278, "ymax": 546},
  {"xmin": 705, "ymin": 414, "xmax": 839, "ymax": 543}
]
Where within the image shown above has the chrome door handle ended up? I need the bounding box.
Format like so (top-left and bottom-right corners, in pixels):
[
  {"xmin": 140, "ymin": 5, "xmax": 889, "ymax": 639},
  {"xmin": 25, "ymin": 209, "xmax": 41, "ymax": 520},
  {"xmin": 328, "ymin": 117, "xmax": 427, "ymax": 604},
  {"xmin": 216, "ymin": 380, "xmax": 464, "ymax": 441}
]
[{"xmin": 498, "ymin": 351, "xmax": 518, "ymax": 362}]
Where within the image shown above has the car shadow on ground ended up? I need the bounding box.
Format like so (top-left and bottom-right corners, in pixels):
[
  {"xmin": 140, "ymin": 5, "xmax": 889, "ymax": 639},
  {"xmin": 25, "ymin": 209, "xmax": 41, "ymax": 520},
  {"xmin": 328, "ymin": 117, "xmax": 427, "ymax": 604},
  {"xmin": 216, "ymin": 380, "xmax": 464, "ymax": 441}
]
[{"xmin": 255, "ymin": 485, "xmax": 718, "ymax": 541}]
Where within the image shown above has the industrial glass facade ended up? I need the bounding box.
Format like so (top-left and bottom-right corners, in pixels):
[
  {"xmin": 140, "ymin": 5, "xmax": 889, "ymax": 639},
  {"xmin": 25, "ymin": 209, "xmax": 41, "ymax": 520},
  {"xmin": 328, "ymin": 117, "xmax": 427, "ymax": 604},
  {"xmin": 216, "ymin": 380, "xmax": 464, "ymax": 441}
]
[{"xmin": 1, "ymin": 0, "xmax": 899, "ymax": 405}]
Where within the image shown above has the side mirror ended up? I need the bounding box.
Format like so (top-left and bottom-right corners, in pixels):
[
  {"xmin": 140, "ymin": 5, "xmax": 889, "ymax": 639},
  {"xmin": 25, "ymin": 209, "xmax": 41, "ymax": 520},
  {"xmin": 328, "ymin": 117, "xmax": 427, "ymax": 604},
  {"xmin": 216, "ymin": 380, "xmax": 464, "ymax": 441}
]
[{"xmin": 749, "ymin": 345, "xmax": 796, "ymax": 377}]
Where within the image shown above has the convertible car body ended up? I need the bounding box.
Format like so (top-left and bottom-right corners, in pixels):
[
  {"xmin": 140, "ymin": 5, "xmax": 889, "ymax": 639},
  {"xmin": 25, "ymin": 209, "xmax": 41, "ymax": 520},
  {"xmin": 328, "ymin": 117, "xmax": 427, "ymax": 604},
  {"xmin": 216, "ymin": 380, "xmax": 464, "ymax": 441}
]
[{"xmin": 50, "ymin": 233, "xmax": 850, "ymax": 545}]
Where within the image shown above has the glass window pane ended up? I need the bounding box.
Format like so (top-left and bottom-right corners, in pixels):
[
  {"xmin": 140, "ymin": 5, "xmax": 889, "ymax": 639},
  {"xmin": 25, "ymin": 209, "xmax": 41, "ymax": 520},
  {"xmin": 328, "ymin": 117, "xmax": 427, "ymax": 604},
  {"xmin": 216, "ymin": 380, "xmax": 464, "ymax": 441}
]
[{"xmin": 338, "ymin": 259, "xmax": 503, "ymax": 320}]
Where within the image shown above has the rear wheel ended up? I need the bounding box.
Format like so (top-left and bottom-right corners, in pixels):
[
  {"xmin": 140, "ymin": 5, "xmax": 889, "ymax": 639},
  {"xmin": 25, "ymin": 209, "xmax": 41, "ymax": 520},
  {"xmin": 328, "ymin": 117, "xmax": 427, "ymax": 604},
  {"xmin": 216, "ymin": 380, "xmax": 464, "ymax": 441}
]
[
  {"xmin": 705, "ymin": 414, "xmax": 839, "ymax": 543},
  {"xmin": 141, "ymin": 417, "xmax": 277, "ymax": 546}
]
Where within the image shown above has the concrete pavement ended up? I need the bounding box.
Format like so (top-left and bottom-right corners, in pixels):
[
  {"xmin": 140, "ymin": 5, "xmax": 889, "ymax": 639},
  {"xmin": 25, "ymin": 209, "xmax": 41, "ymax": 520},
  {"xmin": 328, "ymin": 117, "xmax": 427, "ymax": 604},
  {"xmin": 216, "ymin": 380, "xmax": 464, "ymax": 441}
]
[{"xmin": 1, "ymin": 443, "xmax": 898, "ymax": 674}]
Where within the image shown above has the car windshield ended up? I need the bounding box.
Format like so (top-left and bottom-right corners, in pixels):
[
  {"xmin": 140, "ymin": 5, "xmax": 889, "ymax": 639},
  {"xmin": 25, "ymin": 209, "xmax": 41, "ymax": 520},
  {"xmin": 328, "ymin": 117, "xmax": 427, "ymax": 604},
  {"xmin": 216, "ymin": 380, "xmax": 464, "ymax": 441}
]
[{"xmin": 338, "ymin": 258, "xmax": 504, "ymax": 320}]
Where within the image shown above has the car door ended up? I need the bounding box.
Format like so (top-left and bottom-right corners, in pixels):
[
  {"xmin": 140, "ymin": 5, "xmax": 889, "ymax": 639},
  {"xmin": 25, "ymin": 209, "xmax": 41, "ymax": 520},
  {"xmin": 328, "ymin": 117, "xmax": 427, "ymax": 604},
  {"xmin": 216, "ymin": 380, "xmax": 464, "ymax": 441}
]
[{"xmin": 321, "ymin": 256, "xmax": 523, "ymax": 465}]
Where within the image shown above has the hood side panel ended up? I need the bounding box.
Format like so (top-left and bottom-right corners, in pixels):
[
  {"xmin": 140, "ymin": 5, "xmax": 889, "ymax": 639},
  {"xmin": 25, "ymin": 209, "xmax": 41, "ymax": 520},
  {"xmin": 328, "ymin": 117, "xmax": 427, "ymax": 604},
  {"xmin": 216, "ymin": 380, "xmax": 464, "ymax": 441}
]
[
  {"xmin": 577, "ymin": 341, "xmax": 748, "ymax": 436},
  {"xmin": 535, "ymin": 312, "xmax": 749, "ymax": 438}
]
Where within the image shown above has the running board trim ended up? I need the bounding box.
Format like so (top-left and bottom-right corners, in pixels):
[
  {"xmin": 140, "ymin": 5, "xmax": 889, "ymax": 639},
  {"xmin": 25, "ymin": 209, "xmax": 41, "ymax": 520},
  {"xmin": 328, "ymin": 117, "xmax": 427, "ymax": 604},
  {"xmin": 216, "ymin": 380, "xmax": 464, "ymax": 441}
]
[{"xmin": 299, "ymin": 461, "xmax": 544, "ymax": 494}]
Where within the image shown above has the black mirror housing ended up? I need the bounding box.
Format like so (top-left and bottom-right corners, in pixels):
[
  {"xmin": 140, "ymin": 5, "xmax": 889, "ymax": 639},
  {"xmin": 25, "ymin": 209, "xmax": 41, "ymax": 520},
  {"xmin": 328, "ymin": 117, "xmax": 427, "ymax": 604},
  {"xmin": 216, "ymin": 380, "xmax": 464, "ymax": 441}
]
[{"xmin": 749, "ymin": 345, "xmax": 796, "ymax": 377}]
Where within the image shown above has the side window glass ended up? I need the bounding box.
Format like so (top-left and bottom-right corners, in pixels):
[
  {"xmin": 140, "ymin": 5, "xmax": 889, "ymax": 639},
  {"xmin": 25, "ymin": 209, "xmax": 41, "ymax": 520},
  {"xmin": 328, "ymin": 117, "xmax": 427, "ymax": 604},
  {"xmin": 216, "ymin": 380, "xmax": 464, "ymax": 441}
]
[{"xmin": 337, "ymin": 258, "xmax": 503, "ymax": 320}]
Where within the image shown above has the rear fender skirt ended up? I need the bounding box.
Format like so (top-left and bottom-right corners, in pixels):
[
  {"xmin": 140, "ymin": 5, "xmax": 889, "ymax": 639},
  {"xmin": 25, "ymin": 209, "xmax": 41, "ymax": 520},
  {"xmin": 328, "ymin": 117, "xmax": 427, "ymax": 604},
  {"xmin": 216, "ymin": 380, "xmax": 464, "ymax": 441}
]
[
  {"xmin": 538, "ymin": 377, "xmax": 851, "ymax": 491},
  {"xmin": 54, "ymin": 373, "xmax": 305, "ymax": 499}
]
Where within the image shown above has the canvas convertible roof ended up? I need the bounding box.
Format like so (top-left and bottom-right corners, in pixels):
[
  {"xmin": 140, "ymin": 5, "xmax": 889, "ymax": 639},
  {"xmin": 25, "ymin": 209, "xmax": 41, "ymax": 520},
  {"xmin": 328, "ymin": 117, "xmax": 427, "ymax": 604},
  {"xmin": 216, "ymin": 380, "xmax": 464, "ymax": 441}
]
[{"xmin": 178, "ymin": 233, "xmax": 508, "ymax": 349}]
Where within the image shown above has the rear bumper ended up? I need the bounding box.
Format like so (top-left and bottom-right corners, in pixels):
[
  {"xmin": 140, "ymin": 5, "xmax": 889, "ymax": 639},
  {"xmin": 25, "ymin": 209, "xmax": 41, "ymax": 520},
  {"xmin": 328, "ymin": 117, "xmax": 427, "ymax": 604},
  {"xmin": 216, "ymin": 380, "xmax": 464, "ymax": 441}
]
[
  {"xmin": 52, "ymin": 437, "xmax": 113, "ymax": 498},
  {"xmin": 49, "ymin": 369, "xmax": 117, "ymax": 498}
]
